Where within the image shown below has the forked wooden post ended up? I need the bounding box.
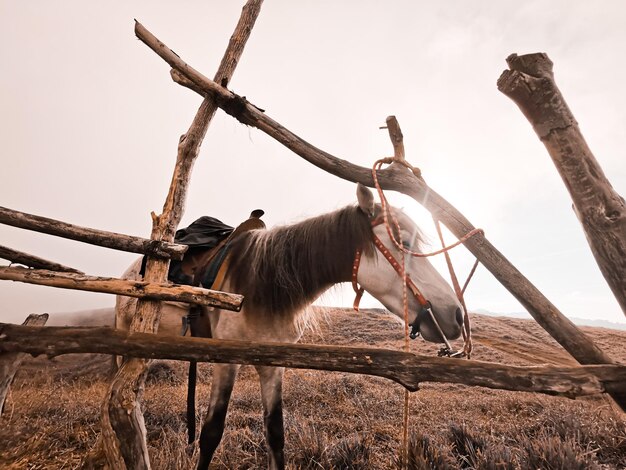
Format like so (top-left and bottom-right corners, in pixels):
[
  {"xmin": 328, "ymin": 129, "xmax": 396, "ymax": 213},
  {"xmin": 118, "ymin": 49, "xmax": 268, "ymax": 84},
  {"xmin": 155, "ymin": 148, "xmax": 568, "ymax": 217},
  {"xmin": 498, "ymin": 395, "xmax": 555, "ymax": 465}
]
[
  {"xmin": 135, "ymin": 35, "xmax": 625, "ymax": 411},
  {"xmin": 384, "ymin": 115, "xmax": 406, "ymax": 161},
  {"xmin": 498, "ymin": 53, "xmax": 626, "ymax": 318},
  {"xmin": 92, "ymin": 2, "xmax": 264, "ymax": 468},
  {"xmin": 0, "ymin": 314, "xmax": 48, "ymax": 414}
]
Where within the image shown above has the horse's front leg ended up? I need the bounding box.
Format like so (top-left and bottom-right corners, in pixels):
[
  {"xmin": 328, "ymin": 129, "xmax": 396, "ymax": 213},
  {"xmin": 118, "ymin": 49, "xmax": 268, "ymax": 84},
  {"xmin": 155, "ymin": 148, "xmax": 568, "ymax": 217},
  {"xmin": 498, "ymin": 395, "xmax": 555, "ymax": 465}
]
[
  {"xmin": 256, "ymin": 366, "xmax": 286, "ymax": 470},
  {"xmin": 196, "ymin": 363, "xmax": 240, "ymax": 470}
]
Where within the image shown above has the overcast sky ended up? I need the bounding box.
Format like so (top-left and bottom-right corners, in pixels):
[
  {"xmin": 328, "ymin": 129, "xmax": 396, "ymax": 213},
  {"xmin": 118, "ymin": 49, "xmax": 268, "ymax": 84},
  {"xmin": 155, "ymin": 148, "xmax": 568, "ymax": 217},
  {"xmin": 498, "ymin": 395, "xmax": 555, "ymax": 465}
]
[{"xmin": 1, "ymin": 1, "xmax": 625, "ymax": 326}]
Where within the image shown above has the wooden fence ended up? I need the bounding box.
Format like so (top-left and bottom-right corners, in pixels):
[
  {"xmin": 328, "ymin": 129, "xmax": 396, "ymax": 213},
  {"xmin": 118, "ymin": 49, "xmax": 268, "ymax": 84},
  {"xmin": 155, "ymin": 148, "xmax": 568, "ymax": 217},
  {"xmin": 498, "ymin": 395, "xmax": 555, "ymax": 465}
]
[{"xmin": 1, "ymin": 1, "xmax": 624, "ymax": 469}]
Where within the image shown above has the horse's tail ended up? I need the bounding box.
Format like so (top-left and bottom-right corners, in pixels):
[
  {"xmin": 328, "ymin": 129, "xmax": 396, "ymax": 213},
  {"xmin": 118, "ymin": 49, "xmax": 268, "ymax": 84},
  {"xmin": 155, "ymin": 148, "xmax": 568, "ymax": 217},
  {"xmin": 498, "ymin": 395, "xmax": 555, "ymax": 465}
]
[{"xmin": 187, "ymin": 360, "xmax": 197, "ymax": 444}]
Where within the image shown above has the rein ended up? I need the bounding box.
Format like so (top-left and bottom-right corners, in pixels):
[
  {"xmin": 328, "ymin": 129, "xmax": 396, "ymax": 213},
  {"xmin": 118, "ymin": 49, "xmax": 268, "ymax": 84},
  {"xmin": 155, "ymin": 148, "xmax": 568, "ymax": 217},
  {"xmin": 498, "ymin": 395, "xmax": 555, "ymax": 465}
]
[
  {"xmin": 351, "ymin": 158, "xmax": 483, "ymax": 359},
  {"xmin": 352, "ymin": 157, "xmax": 482, "ymax": 470}
]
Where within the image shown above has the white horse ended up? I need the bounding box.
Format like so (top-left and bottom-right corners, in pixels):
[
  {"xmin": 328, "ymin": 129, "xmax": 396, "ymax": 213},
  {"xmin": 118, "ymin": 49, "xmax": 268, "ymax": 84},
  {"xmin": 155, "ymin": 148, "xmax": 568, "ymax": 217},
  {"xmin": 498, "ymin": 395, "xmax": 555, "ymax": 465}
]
[{"xmin": 115, "ymin": 184, "xmax": 464, "ymax": 470}]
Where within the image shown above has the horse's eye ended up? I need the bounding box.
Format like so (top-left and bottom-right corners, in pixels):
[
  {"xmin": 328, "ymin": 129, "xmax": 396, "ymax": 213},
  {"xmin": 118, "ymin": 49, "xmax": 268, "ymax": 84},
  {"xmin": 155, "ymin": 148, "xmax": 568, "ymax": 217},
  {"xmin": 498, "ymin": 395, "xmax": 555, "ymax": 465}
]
[{"xmin": 401, "ymin": 241, "xmax": 411, "ymax": 249}]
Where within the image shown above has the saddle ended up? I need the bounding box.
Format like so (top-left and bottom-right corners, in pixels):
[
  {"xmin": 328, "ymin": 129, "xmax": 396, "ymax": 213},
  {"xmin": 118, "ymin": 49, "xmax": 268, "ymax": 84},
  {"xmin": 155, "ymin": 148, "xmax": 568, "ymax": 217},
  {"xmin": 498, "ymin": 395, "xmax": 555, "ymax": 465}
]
[
  {"xmin": 181, "ymin": 209, "xmax": 266, "ymax": 337},
  {"xmin": 167, "ymin": 216, "xmax": 234, "ymax": 285}
]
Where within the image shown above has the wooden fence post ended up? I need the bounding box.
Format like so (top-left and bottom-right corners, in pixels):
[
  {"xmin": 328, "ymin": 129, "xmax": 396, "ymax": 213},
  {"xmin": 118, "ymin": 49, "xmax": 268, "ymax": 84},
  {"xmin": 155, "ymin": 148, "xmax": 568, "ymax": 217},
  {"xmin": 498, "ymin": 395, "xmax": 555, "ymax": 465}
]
[
  {"xmin": 0, "ymin": 314, "xmax": 48, "ymax": 414},
  {"xmin": 95, "ymin": 2, "xmax": 264, "ymax": 469},
  {"xmin": 498, "ymin": 52, "xmax": 626, "ymax": 318}
]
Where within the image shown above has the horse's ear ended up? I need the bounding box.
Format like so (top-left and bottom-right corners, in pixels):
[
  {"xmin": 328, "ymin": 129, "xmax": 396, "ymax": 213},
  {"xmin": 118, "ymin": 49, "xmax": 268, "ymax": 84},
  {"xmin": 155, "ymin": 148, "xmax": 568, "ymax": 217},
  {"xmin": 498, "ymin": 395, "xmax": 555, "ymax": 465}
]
[{"xmin": 356, "ymin": 183, "xmax": 375, "ymax": 217}]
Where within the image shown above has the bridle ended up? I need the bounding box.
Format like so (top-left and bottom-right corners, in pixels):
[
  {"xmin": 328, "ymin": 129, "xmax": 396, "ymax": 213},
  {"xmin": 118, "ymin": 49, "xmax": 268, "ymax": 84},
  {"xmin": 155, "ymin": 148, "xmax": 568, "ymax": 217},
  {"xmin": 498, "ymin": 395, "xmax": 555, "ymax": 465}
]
[
  {"xmin": 352, "ymin": 212, "xmax": 479, "ymax": 358},
  {"xmin": 353, "ymin": 216, "xmax": 459, "ymax": 356},
  {"xmin": 352, "ymin": 216, "xmax": 429, "ymax": 336}
]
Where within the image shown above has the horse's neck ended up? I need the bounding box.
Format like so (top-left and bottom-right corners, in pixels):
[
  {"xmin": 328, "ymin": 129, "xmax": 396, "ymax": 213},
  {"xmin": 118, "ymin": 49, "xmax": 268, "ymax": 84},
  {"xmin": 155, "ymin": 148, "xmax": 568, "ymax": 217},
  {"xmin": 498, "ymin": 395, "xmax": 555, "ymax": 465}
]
[{"xmin": 228, "ymin": 207, "xmax": 367, "ymax": 316}]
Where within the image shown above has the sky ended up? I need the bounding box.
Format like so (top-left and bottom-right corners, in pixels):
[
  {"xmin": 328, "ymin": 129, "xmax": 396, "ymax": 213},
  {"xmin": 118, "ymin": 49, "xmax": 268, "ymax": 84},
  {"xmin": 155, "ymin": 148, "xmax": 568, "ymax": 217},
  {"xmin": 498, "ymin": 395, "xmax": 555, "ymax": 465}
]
[{"xmin": 1, "ymin": 1, "xmax": 625, "ymax": 327}]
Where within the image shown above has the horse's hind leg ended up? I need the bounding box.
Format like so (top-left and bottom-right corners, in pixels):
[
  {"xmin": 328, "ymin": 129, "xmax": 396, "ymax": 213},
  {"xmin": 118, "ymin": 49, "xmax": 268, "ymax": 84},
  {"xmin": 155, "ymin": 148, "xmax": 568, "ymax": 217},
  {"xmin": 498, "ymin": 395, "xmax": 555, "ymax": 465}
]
[
  {"xmin": 256, "ymin": 366, "xmax": 285, "ymax": 470},
  {"xmin": 196, "ymin": 363, "xmax": 240, "ymax": 470}
]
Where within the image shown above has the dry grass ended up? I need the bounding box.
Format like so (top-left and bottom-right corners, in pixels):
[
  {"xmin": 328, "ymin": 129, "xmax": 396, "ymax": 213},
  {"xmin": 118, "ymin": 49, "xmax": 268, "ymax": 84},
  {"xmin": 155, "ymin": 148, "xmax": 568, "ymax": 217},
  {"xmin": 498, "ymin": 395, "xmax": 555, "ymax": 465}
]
[{"xmin": 1, "ymin": 309, "xmax": 625, "ymax": 469}]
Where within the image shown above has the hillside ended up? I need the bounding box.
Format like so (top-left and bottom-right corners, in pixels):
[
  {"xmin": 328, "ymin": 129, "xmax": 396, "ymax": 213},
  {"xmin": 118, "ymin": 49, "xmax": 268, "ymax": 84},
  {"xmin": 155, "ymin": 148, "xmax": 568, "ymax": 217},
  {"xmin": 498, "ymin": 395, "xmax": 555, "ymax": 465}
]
[{"xmin": 1, "ymin": 309, "xmax": 625, "ymax": 469}]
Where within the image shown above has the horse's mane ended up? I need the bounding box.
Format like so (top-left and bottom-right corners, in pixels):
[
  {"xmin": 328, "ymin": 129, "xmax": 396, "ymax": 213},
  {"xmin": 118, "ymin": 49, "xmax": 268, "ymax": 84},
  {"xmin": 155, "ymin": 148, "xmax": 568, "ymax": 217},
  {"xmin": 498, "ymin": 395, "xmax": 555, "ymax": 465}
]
[{"xmin": 227, "ymin": 205, "xmax": 375, "ymax": 317}]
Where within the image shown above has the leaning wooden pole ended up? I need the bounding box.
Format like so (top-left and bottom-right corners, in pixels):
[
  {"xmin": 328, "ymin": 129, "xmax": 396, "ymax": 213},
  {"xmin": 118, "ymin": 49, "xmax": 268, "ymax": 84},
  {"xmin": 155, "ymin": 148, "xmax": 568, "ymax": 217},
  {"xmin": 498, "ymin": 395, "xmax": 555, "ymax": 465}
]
[
  {"xmin": 3, "ymin": 323, "xmax": 626, "ymax": 399},
  {"xmin": 134, "ymin": 27, "xmax": 625, "ymax": 410},
  {"xmin": 0, "ymin": 314, "xmax": 48, "ymax": 414},
  {"xmin": 96, "ymin": 2, "xmax": 264, "ymax": 469},
  {"xmin": 498, "ymin": 53, "xmax": 626, "ymax": 318}
]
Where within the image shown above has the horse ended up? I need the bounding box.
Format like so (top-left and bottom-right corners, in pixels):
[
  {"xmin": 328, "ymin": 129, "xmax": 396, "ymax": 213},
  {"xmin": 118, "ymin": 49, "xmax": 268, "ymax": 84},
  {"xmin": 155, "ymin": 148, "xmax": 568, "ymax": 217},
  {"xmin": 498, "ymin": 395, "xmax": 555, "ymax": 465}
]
[{"xmin": 115, "ymin": 183, "xmax": 464, "ymax": 470}]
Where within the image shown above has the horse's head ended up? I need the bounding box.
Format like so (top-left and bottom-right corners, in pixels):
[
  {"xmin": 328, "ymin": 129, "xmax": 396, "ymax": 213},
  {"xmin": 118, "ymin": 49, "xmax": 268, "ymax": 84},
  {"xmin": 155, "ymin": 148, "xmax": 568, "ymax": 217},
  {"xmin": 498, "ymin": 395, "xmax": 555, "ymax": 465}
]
[{"xmin": 354, "ymin": 184, "xmax": 464, "ymax": 343}]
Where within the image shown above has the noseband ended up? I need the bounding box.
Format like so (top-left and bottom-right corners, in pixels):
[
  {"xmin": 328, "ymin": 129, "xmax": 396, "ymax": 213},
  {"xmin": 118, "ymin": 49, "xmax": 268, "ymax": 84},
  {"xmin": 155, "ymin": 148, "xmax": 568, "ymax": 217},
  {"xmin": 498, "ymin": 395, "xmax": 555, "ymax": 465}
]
[{"xmin": 352, "ymin": 216, "xmax": 464, "ymax": 357}]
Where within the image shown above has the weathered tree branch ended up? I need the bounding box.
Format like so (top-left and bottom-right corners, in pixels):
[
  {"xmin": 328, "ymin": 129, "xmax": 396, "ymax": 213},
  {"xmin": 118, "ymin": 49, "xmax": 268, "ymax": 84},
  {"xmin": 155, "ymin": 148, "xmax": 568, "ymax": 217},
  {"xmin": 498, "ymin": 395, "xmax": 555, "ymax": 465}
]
[
  {"xmin": 136, "ymin": 25, "xmax": 625, "ymax": 410},
  {"xmin": 0, "ymin": 206, "xmax": 187, "ymax": 260},
  {"xmin": 385, "ymin": 115, "xmax": 406, "ymax": 162},
  {"xmin": 0, "ymin": 314, "xmax": 48, "ymax": 414},
  {"xmin": 0, "ymin": 244, "xmax": 83, "ymax": 274},
  {"xmin": 0, "ymin": 266, "xmax": 242, "ymax": 311},
  {"xmin": 498, "ymin": 52, "xmax": 626, "ymax": 318},
  {"xmin": 2, "ymin": 323, "xmax": 625, "ymax": 399},
  {"xmin": 96, "ymin": 3, "xmax": 265, "ymax": 469}
]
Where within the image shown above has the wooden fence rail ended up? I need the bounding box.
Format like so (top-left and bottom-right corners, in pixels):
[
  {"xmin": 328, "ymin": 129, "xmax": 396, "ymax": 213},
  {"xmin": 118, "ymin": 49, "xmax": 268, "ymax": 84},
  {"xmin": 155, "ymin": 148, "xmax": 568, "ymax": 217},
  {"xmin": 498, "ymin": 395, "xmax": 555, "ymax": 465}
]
[
  {"xmin": 0, "ymin": 266, "xmax": 243, "ymax": 311},
  {"xmin": 0, "ymin": 206, "xmax": 187, "ymax": 260},
  {"xmin": 0, "ymin": 244, "xmax": 83, "ymax": 273},
  {"xmin": 1, "ymin": 322, "xmax": 625, "ymax": 399}
]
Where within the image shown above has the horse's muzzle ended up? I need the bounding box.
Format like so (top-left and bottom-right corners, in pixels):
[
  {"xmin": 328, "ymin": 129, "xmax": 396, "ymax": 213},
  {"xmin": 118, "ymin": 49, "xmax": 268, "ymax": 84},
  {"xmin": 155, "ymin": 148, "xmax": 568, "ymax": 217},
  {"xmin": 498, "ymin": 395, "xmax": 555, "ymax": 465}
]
[{"xmin": 411, "ymin": 305, "xmax": 464, "ymax": 343}]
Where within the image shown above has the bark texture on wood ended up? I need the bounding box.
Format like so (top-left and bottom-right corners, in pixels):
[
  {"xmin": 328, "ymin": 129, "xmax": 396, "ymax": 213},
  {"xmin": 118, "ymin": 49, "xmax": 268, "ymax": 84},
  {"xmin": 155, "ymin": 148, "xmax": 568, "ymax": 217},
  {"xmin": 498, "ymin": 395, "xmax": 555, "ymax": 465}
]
[
  {"xmin": 0, "ymin": 244, "xmax": 83, "ymax": 273},
  {"xmin": 498, "ymin": 52, "xmax": 626, "ymax": 318},
  {"xmin": 2, "ymin": 323, "xmax": 625, "ymax": 398},
  {"xmin": 0, "ymin": 314, "xmax": 48, "ymax": 414},
  {"xmin": 385, "ymin": 115, "xmax": 406, "ymax": 161},
  {"xmin": 139, "ymin": 31, "xmax": 624, "ymax": 410},
  {"xmin": 0, "ymin": 206, "xmax": 187, "ymax": 260},
  {"xmin": 97, "ymin": 3, "xmax": 264, "ymax": 469},
  {"xmin": 0, "ymin": 266, "xmax": 242, "ymax": 311}
]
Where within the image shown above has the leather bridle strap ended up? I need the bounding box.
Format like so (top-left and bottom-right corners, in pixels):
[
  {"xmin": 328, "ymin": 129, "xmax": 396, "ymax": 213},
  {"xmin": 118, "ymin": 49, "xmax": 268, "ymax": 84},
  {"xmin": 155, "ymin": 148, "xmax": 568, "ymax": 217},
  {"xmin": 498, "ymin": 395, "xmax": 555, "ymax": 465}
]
[
  {"xmin": 372, "ymin": 236, "xmax": 430, "ymax": 308},
  {"xmin": 351, "ymin": 249, "xmax": 365, "ymax": 311},
  {"xmin": 352, "ymin": 235, "xmax": 430, "ymax": 312}
]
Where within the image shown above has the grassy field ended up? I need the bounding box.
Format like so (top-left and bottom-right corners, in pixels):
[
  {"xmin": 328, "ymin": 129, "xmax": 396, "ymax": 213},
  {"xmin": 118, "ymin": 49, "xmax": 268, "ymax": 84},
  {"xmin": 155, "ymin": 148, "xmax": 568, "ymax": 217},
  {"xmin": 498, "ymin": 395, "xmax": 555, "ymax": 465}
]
[{"xmin": 1, "ymin": 309, "xmax": 625, "ymax": 469}]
